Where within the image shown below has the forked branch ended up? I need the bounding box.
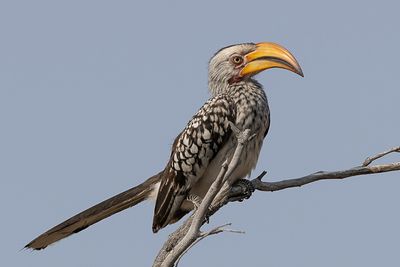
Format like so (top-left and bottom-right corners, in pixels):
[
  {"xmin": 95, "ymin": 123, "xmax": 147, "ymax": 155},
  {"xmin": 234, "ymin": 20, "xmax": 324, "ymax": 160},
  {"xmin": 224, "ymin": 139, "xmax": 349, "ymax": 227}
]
[{"xmin": 153, "ymin": 132, "xmax": 400, "ymax": 267}]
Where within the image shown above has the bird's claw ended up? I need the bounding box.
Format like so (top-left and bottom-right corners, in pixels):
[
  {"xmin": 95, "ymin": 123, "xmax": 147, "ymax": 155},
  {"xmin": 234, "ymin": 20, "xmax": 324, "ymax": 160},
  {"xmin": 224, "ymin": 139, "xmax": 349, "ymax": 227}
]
[
  {"xmin": 230, "ymin": 179, "xmax": 255, "ymax": 202},
  {"xmin": 187, "ymin": 194, "xmax": 213, "ymax": 224},
  {"xmin": 186, "ymin": 194, "xmax": 202, "ymax": 210}
]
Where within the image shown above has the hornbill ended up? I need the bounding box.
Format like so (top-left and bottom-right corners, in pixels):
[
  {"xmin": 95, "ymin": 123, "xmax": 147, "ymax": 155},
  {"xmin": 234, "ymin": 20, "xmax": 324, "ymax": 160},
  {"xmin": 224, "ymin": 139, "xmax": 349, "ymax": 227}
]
[{"xmin": 26, "ymin": 42, "xmax": 303, "ymax": 250}]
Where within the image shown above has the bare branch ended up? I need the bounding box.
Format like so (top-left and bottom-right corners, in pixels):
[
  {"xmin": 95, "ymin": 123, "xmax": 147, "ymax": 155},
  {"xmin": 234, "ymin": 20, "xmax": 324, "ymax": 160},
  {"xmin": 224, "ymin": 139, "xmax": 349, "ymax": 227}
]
[
  {"xmin": 154, "ymin": 145, "xmax": 400, "ymax": 267},
  {"xmin": 153, "ymin": 127, "xmax": 253, "ymax": 267},
  {"xmin": 250, "ymin": 147, "xmax": 400, "ymax": 192},
  {"xmin": 200, "ymin": 223, "xmax": 245, "ymax": 237},
  {"xmin": 174, "ymin": 223, "xmax": 244, "ymax": 267},
  {"xmin": 362, "ymin": 146, "xmax": 400, "ymax": 166},
  {"xmin": 158, "ymin": 159, "xmax": 229, "ymax": 267},
  {"xmin": 251, "ymin": 162, "xmax": 400, "ymax": 192}
]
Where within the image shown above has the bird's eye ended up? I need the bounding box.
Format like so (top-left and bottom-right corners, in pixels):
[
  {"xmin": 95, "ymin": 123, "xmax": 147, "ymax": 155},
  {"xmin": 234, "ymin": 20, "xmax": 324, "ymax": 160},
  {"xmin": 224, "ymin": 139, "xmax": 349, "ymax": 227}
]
[{"xmin": 231, "ymin": 55, "xmax": 244, "ymax": 65}]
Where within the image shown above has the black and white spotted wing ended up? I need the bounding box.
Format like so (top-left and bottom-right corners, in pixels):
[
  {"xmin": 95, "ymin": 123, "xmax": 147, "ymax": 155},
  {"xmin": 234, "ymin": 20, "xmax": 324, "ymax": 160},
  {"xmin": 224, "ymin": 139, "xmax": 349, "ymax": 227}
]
[{"xmin": 152, "ymin": 94, "xmax": 236, "ymax": 232}]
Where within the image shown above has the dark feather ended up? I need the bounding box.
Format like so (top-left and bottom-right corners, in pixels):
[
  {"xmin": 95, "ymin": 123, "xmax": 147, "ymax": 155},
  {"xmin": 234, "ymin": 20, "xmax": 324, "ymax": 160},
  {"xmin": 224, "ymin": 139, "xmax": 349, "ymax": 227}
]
[{"xmin": 25, "ymin": 172, "xmax": 161, "ymax": 250}]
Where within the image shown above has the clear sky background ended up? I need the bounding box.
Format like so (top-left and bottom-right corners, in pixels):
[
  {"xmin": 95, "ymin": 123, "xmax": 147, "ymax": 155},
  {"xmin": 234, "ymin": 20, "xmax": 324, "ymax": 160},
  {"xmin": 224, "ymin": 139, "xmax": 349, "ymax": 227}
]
[{"xmin": 1, "ymin": 0, "xmax": 400, "ymax": 266}]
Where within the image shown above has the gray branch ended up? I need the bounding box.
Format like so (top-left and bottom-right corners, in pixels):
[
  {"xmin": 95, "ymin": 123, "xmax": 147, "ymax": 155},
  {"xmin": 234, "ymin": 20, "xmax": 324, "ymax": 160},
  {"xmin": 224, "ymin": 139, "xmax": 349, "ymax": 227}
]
[
  {"xmin": 153, "ymin": 142, "xmax": 400, "ymax": 267},
  {"xmin": 153, "ymin": 126, "xmax": 253, "ymax": 267},
  {"xmin": 251, "ymin": 153, "xmax": 400, "ymax": 193},
  {"xmin": 362, "ymin": 146, "xmax": 400, "ymax": 166}
]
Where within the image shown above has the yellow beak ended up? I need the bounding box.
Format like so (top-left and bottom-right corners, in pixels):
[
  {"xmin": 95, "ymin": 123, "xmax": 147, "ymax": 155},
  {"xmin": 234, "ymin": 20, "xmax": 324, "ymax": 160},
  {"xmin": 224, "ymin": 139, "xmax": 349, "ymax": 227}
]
[{"xmin": 240, "ymin": 42, "xmax": 304, "ymax": 77}]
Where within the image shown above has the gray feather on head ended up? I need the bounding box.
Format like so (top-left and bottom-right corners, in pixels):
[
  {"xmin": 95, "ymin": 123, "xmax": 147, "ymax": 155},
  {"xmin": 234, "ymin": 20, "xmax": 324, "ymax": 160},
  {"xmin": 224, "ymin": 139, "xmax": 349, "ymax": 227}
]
[{"xmin": 208, "ymin": 43, "xmax": 256, "ymax": 96}]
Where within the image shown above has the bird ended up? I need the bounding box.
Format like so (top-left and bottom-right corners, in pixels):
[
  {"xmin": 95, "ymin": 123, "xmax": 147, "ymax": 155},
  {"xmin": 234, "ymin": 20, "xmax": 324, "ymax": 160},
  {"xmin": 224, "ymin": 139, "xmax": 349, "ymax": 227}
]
[{"xmin": 25, "ymin": 42, "xmax": 303, "ymax": 250}]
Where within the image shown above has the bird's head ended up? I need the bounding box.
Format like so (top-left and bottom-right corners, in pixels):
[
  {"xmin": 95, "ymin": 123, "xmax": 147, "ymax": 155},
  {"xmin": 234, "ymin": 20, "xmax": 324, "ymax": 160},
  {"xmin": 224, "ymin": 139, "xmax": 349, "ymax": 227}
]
[{"xmin": 208, "ymin": 42, "xmax": 303, "ymax": 95}]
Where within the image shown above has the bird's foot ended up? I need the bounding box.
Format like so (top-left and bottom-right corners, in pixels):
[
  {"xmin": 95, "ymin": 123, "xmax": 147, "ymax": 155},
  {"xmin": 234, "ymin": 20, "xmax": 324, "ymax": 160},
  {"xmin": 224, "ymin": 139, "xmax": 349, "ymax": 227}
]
[
  {"xmin": 186, "ymin": 194, "xmax": 202, "ymax": 210},
  {"xmin": 186, "ymin": 194, "xmax": 213, "ymax": 224},
  {"xmin": 228, "ymin": 179, "xmax": 255, "ymax": 202}
]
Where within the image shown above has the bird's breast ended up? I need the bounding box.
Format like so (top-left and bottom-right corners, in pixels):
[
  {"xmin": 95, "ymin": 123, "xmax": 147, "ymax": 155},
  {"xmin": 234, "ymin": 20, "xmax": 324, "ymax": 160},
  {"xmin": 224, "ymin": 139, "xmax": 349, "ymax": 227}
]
[{"xmin": 232, "ymin": 90, "xmax": 270, "ymax": 180}]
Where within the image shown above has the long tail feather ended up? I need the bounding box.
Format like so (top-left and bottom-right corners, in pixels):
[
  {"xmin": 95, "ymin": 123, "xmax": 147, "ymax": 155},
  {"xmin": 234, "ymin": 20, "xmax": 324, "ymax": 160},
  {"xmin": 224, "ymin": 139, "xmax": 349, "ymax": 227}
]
[{"xmin": 25, "ymin": 172, "xmax": 162, "ymax": 250}]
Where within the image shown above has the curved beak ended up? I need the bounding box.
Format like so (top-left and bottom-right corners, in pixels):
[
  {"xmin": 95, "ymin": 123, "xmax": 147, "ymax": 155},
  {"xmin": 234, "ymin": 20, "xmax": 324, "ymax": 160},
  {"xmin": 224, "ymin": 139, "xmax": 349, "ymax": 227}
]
[{"xmin": 240, "ymin": 42, "xmax": 304, "ymax": 77}]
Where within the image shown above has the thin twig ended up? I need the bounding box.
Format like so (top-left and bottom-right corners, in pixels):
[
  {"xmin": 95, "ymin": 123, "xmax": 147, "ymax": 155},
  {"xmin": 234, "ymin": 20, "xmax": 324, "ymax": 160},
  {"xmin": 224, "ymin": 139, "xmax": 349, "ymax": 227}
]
[
  {"xmin": 175, "ymin": 223, "xmax": 244, "ymax": 267},
  {"xmin": 201, "ymin": 225, "xmax": 245, "ymax": 236},
  {"xmin": 362, "ymin": 146, "xmax": 400, "ymax": 166}
]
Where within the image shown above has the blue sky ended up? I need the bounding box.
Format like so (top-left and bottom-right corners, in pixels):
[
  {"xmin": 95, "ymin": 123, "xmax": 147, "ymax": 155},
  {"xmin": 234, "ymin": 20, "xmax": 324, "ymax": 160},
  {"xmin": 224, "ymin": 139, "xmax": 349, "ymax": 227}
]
[{"xmin": 2, "ymin": 1, "xmax": 400, "ymax": 266}]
